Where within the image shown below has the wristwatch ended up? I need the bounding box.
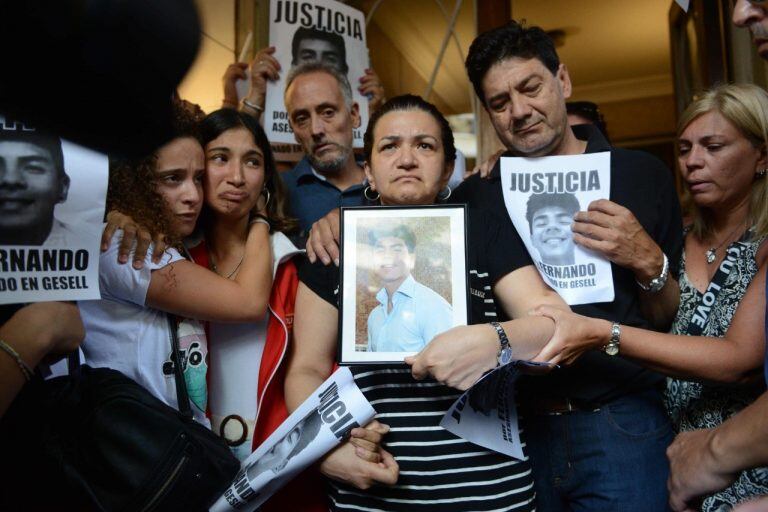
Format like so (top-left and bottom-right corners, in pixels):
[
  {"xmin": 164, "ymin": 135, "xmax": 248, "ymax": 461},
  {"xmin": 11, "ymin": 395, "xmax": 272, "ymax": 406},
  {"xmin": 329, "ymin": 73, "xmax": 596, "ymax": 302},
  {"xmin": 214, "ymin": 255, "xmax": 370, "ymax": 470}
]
[
  {"xmin": 636, "ymin": 253, "xmax": 669, "ymax": 293},
  {"xmin": 603, "ymin": 322, "xmax": 621, "ymax": 356},
  {"xmin": 490, "ymin": 322, "xmax": 512, "ymax": 366}
]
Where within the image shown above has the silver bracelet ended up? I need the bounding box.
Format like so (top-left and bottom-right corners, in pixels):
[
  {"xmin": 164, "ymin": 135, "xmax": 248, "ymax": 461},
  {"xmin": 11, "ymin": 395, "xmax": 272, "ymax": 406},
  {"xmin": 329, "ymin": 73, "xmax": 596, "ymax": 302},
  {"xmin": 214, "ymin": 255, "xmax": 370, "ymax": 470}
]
[
  {"xmin": 241, "ymin": 98, "xmax": 264, "ymax": 113},
  {"xmin": 490, "ymin": 321, "xmax": 512, "ymax": 366},
  {"xmin": 636, "ymin": 253, "xmax": 669, "ymax": 293},
  {"xmin": 0, "ymin": 338, "xmax": 34, "ymax": 381},
  {"xmin": 602, "ymin": 322, "xmax": 621, "ymax": 356}
]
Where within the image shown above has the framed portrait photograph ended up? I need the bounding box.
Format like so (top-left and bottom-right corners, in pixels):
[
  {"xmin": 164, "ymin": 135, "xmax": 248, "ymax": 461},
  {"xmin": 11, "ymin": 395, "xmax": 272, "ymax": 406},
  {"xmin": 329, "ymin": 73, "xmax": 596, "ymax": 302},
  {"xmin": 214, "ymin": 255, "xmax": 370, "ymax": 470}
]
[{"xmin": 338, "ymin": 205, "xmax": 469, "ymax": 364}]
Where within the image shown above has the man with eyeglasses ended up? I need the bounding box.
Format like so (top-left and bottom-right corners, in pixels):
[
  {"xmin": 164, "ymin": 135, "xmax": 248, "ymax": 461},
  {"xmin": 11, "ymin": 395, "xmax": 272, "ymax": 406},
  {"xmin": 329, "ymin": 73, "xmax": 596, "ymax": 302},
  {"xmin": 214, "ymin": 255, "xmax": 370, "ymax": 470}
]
[{"xmin": 666, "ymin": 2, "xmax": 768, "ymax": 511}]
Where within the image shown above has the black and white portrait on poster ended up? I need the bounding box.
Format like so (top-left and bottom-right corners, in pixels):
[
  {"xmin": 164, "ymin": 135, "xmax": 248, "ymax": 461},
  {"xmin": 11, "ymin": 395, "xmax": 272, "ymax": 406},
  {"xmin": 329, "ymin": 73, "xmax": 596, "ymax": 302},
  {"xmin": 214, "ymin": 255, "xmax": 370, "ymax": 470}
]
[
  {"xmin": 211, "ymin": 367, "xmax": 375, "ymax": 512},
  {"xmin": 338, "ymin": 206, "xmax": 468, "ymax": 365},
  {"xmin": 265, "ymin": 0, "xmax": 369, "ymax": 147},
  {"xmin": 500, "ymin": 152, "xmax": 614, "ymax": 305},
  {"xmin": 0, "ymin": 116, "xmax": 107, "ymax": 304},
  {"xmin": 244, "ymin": 408, "xmax": 322, "ymax": 483}
]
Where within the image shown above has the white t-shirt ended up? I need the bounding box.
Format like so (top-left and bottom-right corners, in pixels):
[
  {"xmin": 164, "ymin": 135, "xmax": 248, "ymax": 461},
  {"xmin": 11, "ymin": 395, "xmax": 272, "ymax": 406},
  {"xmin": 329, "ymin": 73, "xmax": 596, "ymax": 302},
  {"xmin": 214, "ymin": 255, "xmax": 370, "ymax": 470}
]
[
  {"xmin": 42, "ymin": 219, "xmax": 88, "ymax": 247},
  {"xmin": 209, "ymin": 232, "xmax": 303, "ymax": 460},
  {"xmin": 78, "ymin": 237, "xmax": 209, "ymax": 425}
]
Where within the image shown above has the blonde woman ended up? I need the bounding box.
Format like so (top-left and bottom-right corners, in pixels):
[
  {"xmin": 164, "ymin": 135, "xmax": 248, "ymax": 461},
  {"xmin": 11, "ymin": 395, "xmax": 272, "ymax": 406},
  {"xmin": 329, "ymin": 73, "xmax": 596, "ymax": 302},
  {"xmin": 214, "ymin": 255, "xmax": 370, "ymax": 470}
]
[{"xmin": 534, "ymin": 83, "xmax": 768, "ymax": 510}]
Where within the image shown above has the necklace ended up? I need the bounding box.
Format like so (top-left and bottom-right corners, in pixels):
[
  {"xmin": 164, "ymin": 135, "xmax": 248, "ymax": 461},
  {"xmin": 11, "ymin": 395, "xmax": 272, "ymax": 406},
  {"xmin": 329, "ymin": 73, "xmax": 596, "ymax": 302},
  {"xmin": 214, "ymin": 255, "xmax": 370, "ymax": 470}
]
[
  {"xmin": 705, "ymin": 223, "xmax": 746, "ymax": 264},
  {"xmin": 209, "ymin": 251, "xmax": 245, "ymax": 278}
]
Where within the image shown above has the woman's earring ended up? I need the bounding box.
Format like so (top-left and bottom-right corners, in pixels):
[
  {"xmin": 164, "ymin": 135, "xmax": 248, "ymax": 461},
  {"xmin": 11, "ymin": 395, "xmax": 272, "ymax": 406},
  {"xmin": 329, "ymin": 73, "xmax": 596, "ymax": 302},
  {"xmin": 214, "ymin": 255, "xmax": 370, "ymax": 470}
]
[
  {"xmin": 437, "ymin": 185, "xmax": 452, "ymax": 201},
  {"xmin": 757, "ymin": 169, "xmax": 767, "ymax": 179},
  {"xmin": 260, "ymin": 188, "xmax": 271, "ymax": 207},
  {"xmin": 364, "ymin": 185, "xmax": 380, "ymax": 202}
]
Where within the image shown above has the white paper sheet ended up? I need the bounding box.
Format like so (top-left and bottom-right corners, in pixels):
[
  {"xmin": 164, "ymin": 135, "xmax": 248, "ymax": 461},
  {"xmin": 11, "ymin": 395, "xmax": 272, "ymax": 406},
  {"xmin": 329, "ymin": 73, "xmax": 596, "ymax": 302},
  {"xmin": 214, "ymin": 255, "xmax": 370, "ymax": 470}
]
[
  {"xmin": 0, "ymin": 116, "xmax": 107, "ymax": 304},
  {"xmin": 441, "ymin": 360, "xmax": 552, "ymax": 459},
  {"xmin": 264, "ymin": 0, "xmax": 369, "ymax": 148},
  {"xmin": 500, "ymin": 152, "xmax": 614, "ymax": 305},
  {"xmin": 210, "ymin": 367, "xmax": 375, "ymax": 511}
]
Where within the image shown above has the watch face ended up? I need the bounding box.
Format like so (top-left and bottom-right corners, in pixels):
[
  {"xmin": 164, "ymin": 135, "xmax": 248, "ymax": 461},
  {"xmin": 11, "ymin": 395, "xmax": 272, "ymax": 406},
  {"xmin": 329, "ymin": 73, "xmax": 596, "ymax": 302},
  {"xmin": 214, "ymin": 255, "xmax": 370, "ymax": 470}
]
[
  {"xmin": 605, "ymin": 344, "xmax": 619, "ymax": 356},
  {"xmin": 499, "ymin": 347, "xmax": 513, "ymax": 365}
]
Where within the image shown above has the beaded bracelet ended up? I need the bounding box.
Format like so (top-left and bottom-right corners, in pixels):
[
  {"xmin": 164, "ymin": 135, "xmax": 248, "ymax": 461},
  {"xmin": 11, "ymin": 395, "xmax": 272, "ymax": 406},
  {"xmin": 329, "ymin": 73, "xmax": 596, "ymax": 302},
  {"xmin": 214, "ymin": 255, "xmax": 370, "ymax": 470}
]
[
  {"xmin": 0, "ymin": 338, "xmax": 34, "ymax": 381},
  {"xmin": 241, "ymin": 98, "xmax": 264, "ymax": 113}
]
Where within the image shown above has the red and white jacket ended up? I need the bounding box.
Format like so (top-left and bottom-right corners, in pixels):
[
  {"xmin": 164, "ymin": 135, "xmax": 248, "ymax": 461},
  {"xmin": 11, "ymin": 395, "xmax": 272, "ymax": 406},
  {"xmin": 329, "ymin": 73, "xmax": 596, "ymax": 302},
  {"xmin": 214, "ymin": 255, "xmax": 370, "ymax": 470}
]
[{"xmin": 189, "ymin": 234, "xmax": 327, "ymax": 511}]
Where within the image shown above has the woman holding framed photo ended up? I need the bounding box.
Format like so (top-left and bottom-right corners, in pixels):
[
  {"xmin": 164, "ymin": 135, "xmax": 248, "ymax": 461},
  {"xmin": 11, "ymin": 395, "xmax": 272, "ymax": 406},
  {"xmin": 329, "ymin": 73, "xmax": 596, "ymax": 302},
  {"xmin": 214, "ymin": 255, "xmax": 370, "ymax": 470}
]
[{"xmin": 285, "ymin": 94, "xmax": 573, "ymax": 511}]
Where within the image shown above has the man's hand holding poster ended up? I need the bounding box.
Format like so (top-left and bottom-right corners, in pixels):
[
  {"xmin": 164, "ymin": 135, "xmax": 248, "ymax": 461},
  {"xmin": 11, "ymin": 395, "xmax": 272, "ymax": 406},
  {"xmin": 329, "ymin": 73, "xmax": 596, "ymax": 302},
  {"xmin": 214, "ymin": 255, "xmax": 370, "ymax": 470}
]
[
  {"xmin": 211, "ymin": 367, "xmax": 376, "ymax": 512},
  {"xmin": 265, "ymin": 0, "xmax": 369, "ymax": 147},
  {"xmin": 500, "ymin": 152, "xmax": 614, "ymax": 305},
  {"xmin": 0, "ymin": 116, "xmax": 107, "ymax": 304}
]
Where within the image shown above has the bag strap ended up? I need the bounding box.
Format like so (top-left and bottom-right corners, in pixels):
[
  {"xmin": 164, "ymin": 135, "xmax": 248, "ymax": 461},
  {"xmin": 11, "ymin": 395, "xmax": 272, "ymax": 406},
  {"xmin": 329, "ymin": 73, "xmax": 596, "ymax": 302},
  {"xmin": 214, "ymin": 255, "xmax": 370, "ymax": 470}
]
[
  {"xmin": 684, "ymin": 231, "xmax": 752, "ymax": 336},
  {"xmin": 167, "ymin": 314, "xmax": 193, "ymax": 420},
  {"xmin": 67, "ymin": 351, "xmax": 80, "ymax": 374}
]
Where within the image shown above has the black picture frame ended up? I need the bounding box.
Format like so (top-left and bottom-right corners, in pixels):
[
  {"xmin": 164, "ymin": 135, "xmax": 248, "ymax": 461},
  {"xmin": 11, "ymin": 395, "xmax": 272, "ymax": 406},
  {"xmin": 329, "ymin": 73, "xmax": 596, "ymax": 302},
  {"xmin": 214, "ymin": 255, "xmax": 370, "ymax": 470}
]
[{"xmin": 337, "ymin": 205, "xmax": 470, "ymax": 365}]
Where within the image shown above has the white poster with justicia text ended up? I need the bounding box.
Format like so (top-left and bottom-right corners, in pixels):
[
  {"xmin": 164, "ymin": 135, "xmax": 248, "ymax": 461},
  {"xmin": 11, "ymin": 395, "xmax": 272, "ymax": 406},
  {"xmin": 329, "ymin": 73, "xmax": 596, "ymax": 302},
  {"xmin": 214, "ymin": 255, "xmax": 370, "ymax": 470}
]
[
  {"xmin": 500, "ymin": 152, "xmax": 614, "ymax": 305},
  {"xmin": 210, "ymin": 367, "xmax": 375, "ymax": 512},
  {"xmin": 264, "ymin": 0, "xmax": 369, "ymax": 148}
]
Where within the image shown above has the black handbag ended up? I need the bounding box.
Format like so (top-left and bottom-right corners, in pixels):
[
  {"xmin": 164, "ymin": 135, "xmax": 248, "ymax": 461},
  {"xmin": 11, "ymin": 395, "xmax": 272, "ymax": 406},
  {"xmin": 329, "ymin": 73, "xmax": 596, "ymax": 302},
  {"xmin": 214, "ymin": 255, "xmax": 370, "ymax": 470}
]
[{"xmin": 0, "ymin": 316, "xmax": 240, "ymax": 512}]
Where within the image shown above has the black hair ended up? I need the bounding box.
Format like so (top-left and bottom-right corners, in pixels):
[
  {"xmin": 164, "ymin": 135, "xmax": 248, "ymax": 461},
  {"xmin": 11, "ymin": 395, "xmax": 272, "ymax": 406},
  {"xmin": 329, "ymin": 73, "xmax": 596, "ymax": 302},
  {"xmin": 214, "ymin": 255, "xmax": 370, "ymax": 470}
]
[
  {"xmin": 291, "ymin": 27, "xmax": 348, "ymax": 74},
  {"xmin": 199, "ymin": 109, "xmax": 297, "ymax": 233},
  {"xmin": 169, "ymin": 96, "xmax": 204, "ymax": 142},
  {"xmin": 525, "ymin": 192, "xmax": 580, "ymax": 233},
  {"xmin": 0, "ymin": 125, "xmax": 66, "ymax": 180},
  {"xmin": 566, "ymin": 101, "xmax": 609, "ymax": 139},
  {"xmin": 107, "ymin": 101, "xmax": 203, "ymax": 248},
  {"xmin": 363, "ymin": 94, "xmax": 456, "ymax": 164},
  {"xmin": 200, "ymin": 109, "xmax": 270, "ymax": 159},
  {"xmin": 369, "ymin": 224, "xmax": 416, "ymax": 253},
  {"xmin": 466, "ymin": 20, "xmax": 560, "ymax": 105}
]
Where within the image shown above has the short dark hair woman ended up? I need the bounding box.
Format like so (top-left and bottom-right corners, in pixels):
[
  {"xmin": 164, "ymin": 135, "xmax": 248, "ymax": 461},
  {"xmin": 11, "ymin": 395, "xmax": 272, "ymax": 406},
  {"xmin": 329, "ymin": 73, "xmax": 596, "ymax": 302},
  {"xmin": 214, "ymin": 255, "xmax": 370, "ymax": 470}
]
[{"xmin": 286, "ymin": 94, "xmax": 571, "ymax": 511}]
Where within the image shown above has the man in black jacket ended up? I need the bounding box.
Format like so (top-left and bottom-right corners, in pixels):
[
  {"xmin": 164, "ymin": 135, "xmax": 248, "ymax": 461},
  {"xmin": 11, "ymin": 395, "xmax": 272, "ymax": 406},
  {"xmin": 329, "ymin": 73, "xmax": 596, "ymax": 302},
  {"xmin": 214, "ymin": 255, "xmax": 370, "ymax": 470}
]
[{"xmin": 411, "ymin": 20, "xmax": 683, "ymax": 511}]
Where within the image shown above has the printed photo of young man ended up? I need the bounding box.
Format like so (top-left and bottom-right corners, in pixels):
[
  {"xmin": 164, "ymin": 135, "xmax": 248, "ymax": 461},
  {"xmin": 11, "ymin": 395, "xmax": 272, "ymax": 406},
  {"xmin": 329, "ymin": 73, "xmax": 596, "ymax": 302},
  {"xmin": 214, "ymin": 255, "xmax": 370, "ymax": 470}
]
[
  {"xmin": 366, "ymin": 224, "xmax": 453, "ymax": 352},
  {"xmin": 0, "ymin": 124, "xmax": 71, "ymax": 246},
  {"xmin": 526, "ymin": 192, "xmax": 580, "ymax": 266}
]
